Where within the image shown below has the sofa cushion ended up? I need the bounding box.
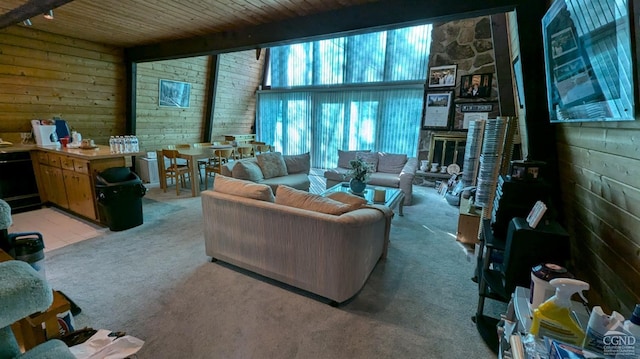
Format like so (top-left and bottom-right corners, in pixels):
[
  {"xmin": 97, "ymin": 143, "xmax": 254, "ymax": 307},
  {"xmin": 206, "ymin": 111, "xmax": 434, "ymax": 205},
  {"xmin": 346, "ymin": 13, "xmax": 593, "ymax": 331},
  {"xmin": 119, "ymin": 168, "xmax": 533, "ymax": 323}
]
[
  {"xmin": 213, "ymin": 175, "xmax": 275, "ymax": 202},
  {"xmin": 323, "ymin": 167, "xmax": 349, "ymax": 182},
  {"xmin": 337, "ymin": 149, "xmax": 370, "ymax": 168},
  {"xmin": 261, "ymin": 173, "xmax": 310, "ymax": 193},
  {"xmin": 377, "ymin": 153, "xmax": 407, "ymax": 174},
  {"xmin": 283, "ymin": 152, "xmax": 310, "ymax": 174},
  {"xmin": 368, "ymin": 172, "xmax": 401, "ymax": 188},
  {"xmin": 356, "ymin": 151, "xmax": 379, "ymax": 172},
  {"xmin": 327, "ymin": 191, "xmax": 368, "ymax": 211},
  {"xmin": 256, "ymin": 152, "xmax": 288, "ymax": 179},
  {"xmin": 232, "ymin": 159, "xmax": 264, "ymax": 182},
  {"xmin": 275, "ymin": 185, "xmax": 351, "ymax": 215}
]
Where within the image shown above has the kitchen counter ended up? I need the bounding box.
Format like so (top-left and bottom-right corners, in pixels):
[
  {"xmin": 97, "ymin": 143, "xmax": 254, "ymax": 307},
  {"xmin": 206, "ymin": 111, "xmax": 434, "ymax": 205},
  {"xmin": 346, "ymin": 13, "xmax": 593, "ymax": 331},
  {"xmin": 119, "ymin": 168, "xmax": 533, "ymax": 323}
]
[
  {"xmin": 28, "ymin": 145, "xmax": 144, "ymax": 223},
  {"xmin": 1, "ymin": 144, "xmax": 143, "ymax": 158},
  {"xmin": 35, "ymin": 145, "xmax": 145, "ymax": 159}
]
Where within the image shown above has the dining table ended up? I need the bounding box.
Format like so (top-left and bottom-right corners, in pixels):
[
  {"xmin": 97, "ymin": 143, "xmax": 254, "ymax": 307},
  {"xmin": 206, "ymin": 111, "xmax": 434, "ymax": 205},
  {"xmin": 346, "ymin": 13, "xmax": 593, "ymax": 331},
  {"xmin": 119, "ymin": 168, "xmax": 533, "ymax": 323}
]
[{"xmin": 155, "ymin": 144, "xmax": 236, "ymax": 197}]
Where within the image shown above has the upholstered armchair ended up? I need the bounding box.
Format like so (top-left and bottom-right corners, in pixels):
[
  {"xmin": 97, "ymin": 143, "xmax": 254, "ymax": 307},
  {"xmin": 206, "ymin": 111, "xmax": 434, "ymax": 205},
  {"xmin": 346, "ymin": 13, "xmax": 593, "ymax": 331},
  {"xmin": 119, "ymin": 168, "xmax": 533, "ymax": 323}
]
[{"xmin": 0, "ymin": 260, "xmax": 74, "ymax": 359}]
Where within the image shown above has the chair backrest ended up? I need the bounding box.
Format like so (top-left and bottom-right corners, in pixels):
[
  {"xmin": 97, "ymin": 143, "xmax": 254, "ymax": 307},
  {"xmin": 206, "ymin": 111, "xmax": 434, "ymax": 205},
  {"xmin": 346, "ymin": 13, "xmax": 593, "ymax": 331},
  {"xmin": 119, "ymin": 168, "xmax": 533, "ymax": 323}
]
[
  {"xmin": 194, "ymin": 142, "xmax": 212, "ymax": 148},
  {"xmin": 253, "ymin": 144, "xmax": 271, "ymax": 154},
  {"xmin": 214, "ymin": 148, "xmax": 234, "ymax": 160},
  {"xmin": 175, "ymin": 144, "xmax": 191, "ymax": 149},
  {"xmin": 236, "ymin": 146, "xmax": 254, "ymax": 158},
  {"xmin": 501, "ymin": 218, "xmax": 571, "ymax": 294},
  {"xmin": 162, "ymin": 149, "xmax": 181, "ymax": 170}
]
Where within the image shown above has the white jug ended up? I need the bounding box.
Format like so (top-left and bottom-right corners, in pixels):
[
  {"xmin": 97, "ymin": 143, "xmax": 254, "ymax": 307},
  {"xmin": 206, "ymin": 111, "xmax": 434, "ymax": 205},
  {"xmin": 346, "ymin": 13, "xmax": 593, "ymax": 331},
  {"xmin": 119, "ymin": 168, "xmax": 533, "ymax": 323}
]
[{"xmin": 72, "ymin": 131, "xmax": 82, "ymax": 144}]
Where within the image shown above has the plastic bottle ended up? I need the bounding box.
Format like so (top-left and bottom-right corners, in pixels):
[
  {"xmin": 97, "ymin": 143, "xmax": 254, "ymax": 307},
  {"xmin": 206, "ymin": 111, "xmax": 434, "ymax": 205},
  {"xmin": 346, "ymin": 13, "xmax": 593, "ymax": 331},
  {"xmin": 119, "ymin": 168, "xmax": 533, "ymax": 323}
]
[
  {"xmin": 583, "ymin": 306, "xmax": 624, "ymax": 353},
  {"xmin": 529, "ymin": 278, "xmax": 590, "ymax": 346},
  {"xmin": 623, "ymin": 304, "xmax": 640, "ymax": 337},
  {"xmin": 109, "ymin": 136, "xmax": 115, "ymax": 153},
  {"xmin": 615, "ymin": 304, "xmax": 640, "ymax": 358}
]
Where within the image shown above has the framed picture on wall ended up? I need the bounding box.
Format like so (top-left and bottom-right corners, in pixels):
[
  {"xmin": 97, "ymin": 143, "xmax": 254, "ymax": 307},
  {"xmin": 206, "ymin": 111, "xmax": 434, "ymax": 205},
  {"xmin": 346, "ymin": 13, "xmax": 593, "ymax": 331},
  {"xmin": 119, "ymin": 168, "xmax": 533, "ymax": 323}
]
[
  {"xmin": 452, "ymin": 102, "xmax": 499, "ymax": 130},
  {"xmin": 422, "ymin": 91, "xmax": 453, "ymax": 129},
  {"xmin": 459, "ymin": 73, "xmax": 492, "ymax": 98},
  {"xmin": 428, "ymin": 64, "xmax": 457, "ymax": 88},
  {"xmin": 159, "ymin": 79, "xmax": 191, "ymax": 108}
]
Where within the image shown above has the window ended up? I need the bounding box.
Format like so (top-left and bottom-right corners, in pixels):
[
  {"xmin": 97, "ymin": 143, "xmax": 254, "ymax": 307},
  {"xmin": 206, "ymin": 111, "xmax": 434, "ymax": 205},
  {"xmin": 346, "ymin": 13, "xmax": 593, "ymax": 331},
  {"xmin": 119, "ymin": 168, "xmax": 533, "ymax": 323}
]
[{"xmin": 257, "ymin": 24, "xmax": 432, "ymax": 168}]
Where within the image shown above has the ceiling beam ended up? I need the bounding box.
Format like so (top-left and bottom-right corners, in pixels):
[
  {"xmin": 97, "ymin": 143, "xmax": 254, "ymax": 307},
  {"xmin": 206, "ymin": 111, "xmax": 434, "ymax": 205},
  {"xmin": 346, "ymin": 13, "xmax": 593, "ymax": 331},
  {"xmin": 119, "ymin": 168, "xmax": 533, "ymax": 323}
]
[
  {"xmin": 0, "ymin": 0, "xmax": 75, "ymax": 29},
  {"xmin": 126, "ymin": 0, "xmax": 522, "ymax": 63}
]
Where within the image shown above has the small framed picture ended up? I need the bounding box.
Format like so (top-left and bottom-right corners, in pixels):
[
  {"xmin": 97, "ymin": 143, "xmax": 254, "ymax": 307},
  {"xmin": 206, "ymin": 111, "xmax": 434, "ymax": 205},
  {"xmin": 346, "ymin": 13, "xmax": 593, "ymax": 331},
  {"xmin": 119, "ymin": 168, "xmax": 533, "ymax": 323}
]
[
  {"xmin": 452, "ymin": 102, "xmax": 499, "ymax": 130},
  {"xmin": 422, "ymin": 91, "xmax": 453, "ymax": 129},
  {"xmin": 159, "ymin": 79, "xmax": 191, "ymax": 108},
  {"xmin": 550, "ymin": 28, "xmax": 578, "ymax": 59},
  {"xmin": 459, "ymin": 73, "xmax": 492, "ymax": 98},
  {"xmin": 428, "ymin": 64, "xmax": 457, "ymax": 88}
]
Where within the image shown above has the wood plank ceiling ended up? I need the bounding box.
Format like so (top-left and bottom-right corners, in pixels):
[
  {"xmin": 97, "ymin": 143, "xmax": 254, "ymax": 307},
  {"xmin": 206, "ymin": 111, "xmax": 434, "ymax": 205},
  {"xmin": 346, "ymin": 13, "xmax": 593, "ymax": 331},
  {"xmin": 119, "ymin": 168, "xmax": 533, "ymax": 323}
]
[{"xmin": 0, "ymin": 0, "xmax": 377, "ymax": 48}]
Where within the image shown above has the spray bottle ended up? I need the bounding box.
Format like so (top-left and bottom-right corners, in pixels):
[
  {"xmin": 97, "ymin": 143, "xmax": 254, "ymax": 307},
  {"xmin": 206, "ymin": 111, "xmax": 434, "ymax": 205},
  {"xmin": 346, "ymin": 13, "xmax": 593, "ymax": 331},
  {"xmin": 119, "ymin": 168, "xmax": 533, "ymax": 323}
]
[{"xmin": 529, "ymin": 278, "xmax": 590, "ymax": 346}]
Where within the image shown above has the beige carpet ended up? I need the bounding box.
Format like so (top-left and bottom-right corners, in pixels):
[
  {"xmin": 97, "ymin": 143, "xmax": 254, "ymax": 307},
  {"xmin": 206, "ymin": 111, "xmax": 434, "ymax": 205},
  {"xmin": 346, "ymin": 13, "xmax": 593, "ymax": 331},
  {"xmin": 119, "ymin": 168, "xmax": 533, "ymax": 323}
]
[{"xmin": 43, "ymin": 185, "xmax": 502, "ymax": 358}]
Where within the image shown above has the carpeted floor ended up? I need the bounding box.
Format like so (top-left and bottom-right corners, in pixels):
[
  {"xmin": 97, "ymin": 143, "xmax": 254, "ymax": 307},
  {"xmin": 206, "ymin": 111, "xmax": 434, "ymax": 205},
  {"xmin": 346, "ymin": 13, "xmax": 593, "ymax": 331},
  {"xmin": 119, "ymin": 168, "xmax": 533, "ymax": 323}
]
[{"xmin": 44, "ymin": 185, "xmax": 502, "ymax": 358}]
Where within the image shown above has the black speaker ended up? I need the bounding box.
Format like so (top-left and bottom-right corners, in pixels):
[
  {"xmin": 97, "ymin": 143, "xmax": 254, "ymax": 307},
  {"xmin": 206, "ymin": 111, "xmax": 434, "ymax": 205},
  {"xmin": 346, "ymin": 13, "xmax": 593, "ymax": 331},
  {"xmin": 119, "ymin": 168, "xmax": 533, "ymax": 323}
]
[{"xmin": 502, "ymin": 217, "xmax": 571, "ymax": 292}]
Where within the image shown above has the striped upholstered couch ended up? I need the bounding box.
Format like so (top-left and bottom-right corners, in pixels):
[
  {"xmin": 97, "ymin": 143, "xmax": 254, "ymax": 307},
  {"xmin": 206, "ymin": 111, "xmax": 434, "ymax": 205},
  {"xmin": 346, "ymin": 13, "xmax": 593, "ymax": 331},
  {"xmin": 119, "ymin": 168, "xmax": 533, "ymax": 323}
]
[{"xmin": 201, "ymin": 175, "xmax": 392, "ymax": 304}]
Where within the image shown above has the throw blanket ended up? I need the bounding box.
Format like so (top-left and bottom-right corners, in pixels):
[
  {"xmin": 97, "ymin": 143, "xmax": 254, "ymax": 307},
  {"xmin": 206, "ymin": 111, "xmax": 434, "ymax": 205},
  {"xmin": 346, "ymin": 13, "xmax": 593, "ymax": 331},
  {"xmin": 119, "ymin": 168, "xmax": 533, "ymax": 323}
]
[{"xmin": 364, "ymin": 204, "xmax": 394, "ymax": 259}]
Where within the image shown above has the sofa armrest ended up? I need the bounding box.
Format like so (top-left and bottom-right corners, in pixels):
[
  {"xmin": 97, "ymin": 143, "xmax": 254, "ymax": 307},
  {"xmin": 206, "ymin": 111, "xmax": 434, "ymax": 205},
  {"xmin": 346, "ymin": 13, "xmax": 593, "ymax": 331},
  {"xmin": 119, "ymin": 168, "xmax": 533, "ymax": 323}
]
[
  {"xmin": 0, "ymin": 261, "xmax": 53, "ymax": 327},
  {"xmin": 399, "ymin": 157, "xmax": 418, "ymax": 205}
]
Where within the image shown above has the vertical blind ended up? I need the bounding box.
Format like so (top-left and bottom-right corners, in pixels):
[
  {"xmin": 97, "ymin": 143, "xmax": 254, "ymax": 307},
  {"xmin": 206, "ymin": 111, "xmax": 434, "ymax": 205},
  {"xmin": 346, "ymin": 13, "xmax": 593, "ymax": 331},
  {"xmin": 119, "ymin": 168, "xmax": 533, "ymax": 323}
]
[{"xmin": 257, "ymin": 25, "xmax": 432, "ymax": 169}]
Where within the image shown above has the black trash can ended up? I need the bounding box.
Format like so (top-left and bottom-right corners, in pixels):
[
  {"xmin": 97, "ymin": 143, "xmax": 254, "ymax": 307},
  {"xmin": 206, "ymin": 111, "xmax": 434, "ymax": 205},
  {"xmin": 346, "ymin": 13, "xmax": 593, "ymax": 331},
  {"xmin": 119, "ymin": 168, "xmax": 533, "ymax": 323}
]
[
  {"xmin": 9, "ymin": 232, "xmax": 46, "ymax": 278},
  {"xmin": 95, "ymin": 167, "xmax": 146, "ymax": 231}
]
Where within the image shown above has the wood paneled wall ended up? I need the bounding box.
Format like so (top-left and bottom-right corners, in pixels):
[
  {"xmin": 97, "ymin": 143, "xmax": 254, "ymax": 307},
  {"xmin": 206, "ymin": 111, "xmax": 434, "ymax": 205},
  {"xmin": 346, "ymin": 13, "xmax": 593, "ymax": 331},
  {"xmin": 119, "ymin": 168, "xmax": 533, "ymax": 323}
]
[
  {"xmin": 211, "ymin": 49, "xmax": 263, "ymax": 139},
  {"xmin": 135, "ymin": 56, "xmax": 210, "ymax": 150},
  {"xmin": 556, "ymin": 121, "xmax": 640, "ymax": 315},
  {"xmin": 0, "ymin": 26, "xmax": 125, "ymax": 144},
  {"xmin": 135, "ymin": 49, "xmax": 263, "ymax": 150}
]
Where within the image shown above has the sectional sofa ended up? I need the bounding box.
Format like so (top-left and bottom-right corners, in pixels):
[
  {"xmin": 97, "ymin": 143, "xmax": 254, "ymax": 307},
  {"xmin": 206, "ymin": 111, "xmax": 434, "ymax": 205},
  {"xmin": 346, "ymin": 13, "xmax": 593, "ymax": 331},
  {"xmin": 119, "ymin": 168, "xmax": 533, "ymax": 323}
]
[
  {"xmin": 201, "ymin": 175, "xmax": 393, "ymax": 304},
  {"xmin": 220, "ymin": 152, "xmax": 310, "ymax": 193},
  {"xmin": 324, "ymin": 150, "xmax": 418, "ymax": 205}
]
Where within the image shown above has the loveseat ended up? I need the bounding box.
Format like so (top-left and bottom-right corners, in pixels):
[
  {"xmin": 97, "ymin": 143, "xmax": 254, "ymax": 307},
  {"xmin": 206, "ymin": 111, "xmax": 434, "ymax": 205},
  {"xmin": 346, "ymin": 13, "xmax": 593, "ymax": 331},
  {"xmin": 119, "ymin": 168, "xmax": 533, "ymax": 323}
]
[
  {"xmin": 202, "ymin": 175, "xmax": 393, "ymax": 304},
  {"xmin": 324, "ymin": 150, "xmax": 418, "ymax": 205},
  {"xmin": 220, "ymin": 152, "xmax": 310, "ymax": 193}
]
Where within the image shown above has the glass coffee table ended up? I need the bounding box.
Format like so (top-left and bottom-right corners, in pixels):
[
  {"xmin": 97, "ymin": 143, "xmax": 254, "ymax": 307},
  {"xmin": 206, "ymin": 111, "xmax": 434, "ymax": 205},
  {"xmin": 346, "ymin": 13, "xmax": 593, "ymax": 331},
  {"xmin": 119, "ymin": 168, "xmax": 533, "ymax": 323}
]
[{"xmin": 322, "ymin": 182, "xmax": 405, "ymax": 216}]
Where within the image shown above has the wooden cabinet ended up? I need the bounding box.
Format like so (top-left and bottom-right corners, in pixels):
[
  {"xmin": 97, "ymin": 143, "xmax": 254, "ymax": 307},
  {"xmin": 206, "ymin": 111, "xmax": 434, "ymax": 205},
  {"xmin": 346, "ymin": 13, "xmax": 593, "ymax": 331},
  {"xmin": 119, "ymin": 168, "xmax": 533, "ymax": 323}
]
[
  {"xmin": 63, "ymin": 169, "xmax": 95, "ymax": 220},
  {"xmin": 33, "ymin": 150, "xmax": 127, "ymax": 222},
  {"xmin": 39, "ymin": 165, "xmax": 68, "ymax": 208},
  {"xmin": 224, "ymin": 134, "xmax": 255, "ymax": 144},
  {"xmin": 457, "ymin": 197, "xmax": 481, "ymax": 247}
]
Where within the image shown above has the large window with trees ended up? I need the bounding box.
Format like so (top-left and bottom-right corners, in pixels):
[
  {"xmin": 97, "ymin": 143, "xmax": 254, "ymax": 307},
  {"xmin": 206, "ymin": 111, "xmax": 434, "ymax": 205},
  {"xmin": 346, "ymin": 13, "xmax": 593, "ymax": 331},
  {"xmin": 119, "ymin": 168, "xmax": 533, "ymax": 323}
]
[{"xmin": 257, "ymin": 24, "xmax": 431, "ymax": 168}]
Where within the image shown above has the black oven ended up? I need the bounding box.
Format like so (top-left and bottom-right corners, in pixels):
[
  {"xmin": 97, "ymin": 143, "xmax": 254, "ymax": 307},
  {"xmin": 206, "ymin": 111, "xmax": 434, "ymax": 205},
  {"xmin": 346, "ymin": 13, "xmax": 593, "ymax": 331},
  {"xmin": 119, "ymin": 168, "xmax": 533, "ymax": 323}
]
[{"xmin": 0, "ymin": 151, "xmax": 41, "ymax": 213}]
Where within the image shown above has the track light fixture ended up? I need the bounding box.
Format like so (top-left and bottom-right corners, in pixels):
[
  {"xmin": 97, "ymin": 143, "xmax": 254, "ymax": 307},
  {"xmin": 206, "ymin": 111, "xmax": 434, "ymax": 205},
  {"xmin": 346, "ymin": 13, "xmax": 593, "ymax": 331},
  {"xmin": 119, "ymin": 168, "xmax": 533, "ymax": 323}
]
[
  {"xmin": 23, "ymin": 19, "xmax": 32, "ymax": 26},
  {"xmin": 43, "ymin": 10, "xmax": 54, "ymax": 20}
]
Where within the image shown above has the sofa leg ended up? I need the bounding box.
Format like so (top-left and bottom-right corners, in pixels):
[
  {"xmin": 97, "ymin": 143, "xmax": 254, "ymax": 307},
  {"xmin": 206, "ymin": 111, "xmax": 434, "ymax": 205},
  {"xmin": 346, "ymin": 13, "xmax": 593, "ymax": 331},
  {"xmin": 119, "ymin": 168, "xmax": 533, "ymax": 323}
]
[
  {"xmin": 210, "ymin": 257, "xmax": 218, "ymax": 263},
  {"xmin": 329, "ymin": 300, "xmax": 340, "ymax": 307}
]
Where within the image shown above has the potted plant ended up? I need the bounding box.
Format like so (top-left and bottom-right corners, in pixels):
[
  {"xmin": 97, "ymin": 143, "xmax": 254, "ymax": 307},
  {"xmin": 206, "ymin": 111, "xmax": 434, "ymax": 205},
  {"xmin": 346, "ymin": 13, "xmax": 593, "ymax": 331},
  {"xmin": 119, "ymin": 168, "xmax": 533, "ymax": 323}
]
[{"xmin": 346, "ymin": 156, "xmax": 372, "ymax": 194}]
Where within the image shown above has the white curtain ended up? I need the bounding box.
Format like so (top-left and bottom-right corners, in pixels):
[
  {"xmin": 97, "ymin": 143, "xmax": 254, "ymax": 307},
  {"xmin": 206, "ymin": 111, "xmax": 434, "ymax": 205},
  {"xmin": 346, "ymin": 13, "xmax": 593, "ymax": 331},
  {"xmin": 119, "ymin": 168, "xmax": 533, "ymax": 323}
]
[{"xmin": 257, "ymin": 24, "xmax": 431, "ymax": 168}]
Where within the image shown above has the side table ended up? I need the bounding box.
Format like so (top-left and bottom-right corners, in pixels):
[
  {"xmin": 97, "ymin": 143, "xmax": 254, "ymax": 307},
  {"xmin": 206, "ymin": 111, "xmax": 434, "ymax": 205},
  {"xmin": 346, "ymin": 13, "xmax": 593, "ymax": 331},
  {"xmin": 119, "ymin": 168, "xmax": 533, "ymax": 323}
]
[{"xmin": 456, "ymin": 197, "xmax": 481, "ymax": 247}]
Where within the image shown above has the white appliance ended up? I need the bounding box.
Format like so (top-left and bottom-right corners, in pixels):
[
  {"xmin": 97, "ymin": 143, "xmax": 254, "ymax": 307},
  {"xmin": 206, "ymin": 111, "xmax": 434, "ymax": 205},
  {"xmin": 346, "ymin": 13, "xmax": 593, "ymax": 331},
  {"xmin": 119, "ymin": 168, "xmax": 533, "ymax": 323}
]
[
  {"xmin": 31, "ymin": 120, "xmax": 59, "ymax": 146},
  {"xmin": 136, "ymin": 156, "xmax": 159, "ymax": 184}
]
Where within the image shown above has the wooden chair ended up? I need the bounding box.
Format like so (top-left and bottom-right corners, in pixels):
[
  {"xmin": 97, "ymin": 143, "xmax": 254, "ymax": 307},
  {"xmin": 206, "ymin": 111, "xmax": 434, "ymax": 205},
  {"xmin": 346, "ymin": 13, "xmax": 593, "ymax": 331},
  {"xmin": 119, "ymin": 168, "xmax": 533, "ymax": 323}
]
[
  {"xmin": 194, "ymin": 142, "xmax": 213, "ymax": 183},
  {"xmin": 162, "ymin": 149, "xmax": 190, "ymax": 195},
  {"xmin": 253, "ymin": 143, "xmax": 272, "ymax": 155},
  {"xmin": 235, "ymin": 146, "xmax": 254, "ymax": 159},
  {"xmin": 204, "ymin": 148, "xmax": 234, "ymax": 189}
]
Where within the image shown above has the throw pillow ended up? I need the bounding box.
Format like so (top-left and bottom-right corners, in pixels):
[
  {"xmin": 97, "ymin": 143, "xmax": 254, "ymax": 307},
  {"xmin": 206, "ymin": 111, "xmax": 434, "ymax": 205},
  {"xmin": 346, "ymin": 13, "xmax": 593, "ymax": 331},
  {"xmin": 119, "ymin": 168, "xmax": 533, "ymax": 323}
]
[
  {"xmin": 275, "ymin": 185, "xmax": 351, "ymax": 215},
  {"xmin": 356, "ymin": 151, "xmax": 379, "ymax": 172},
  {"xmin": 283, "ymin": 152, "xmax": 310, "ymax": 174},
  {"xmin": 337, "ymin": 149, "xmax": 370, "ymax": 168},
  {"xmin": 231, "ymin": 159, "xmax": 264, "ymax": 182},
  {"xmin": 256, "ymin": 152, "xmax": 289, "ymax": 179},
  {"xmin": 213, "ymin": 175, "xmax": 275, "ymax": 202},
  {"xmin": 377, "ymin": 153, "xmax": 408, "ymax": 174},
  {"xmin": 327, "ymin": 191, "xmax": 368, "ymax": 211}
]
